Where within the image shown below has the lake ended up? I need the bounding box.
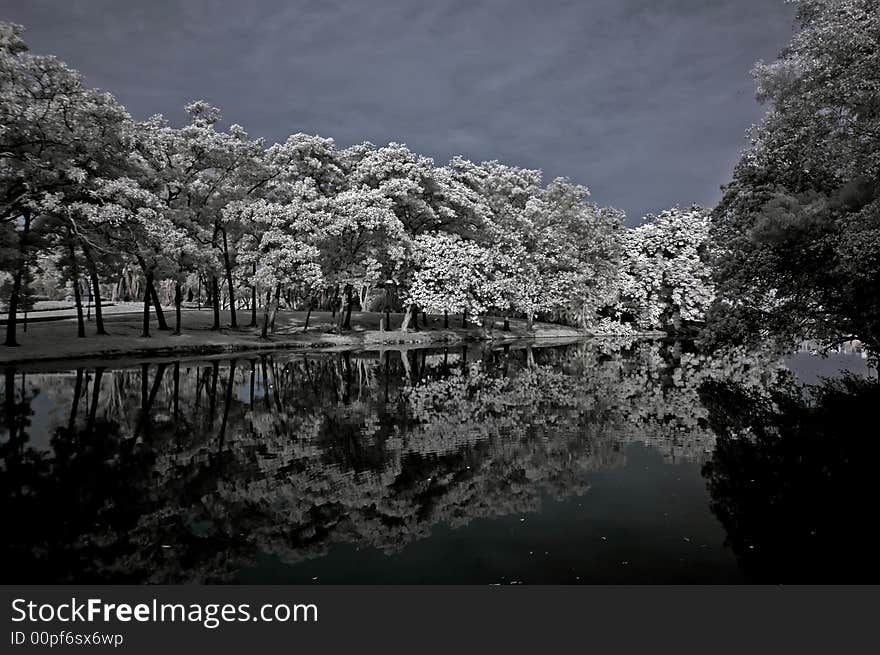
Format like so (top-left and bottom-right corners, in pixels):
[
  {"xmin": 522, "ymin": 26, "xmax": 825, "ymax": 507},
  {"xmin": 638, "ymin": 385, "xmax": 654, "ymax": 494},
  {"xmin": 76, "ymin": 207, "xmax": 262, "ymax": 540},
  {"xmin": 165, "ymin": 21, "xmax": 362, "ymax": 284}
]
[{"xmin": 1, "ymin": 338, "xmax": 876, "ymax": 584}]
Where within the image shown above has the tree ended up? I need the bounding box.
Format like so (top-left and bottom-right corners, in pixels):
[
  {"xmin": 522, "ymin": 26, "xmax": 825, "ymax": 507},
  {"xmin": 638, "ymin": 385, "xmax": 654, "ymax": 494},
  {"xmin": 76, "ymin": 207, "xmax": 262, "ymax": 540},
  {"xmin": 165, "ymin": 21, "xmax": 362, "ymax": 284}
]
[
  {"xmin": 70, "ymin": 177, "xmax": 195, "ymax": 337},
  {"xmin": 610, "ymin": 206, "xmax": 715, "ymax": 331},
  {"xmin": 1, "ymin": 22, "xmax": 131, "ymax": 345},
  {"xmin": 232, "ymin": 195, "xmax": 324, "ymax": 339},
  {"xmin": 3, "ymin": 17, "xmax": 718, "ymax": 350},
  {"xmin": 341, "ymin": 143, "xmax": 490, "ymax": 326},
  {"xmin": 484, "ymin": 178, "xmax": 623, "ymax": 330},
  {"xmin": 133, "ymin": 102, "xmax": 267, "ymax": 331},
  {"xmin": 347, "ymin": 143, "xmax": 465, "ymax": 236},
  {"xmin": 318, "ymin": 186, "xmax": 407, "ymax": 329},
  {"xmin": 408, "ymin": 232, "xmax": 499, "ymax": 323},
  {"xmin": 710, "ymin": 0, "xmax": 880, "ymax": 353}
]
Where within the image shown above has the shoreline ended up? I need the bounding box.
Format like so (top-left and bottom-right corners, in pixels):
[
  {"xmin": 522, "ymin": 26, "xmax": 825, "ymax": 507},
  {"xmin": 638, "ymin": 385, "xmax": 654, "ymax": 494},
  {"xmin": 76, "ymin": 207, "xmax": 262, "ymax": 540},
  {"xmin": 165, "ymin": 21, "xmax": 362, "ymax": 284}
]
[
  {"xmin": 0, "ymin": 335, "xmax": 602, "ymax": 373},
  {"xmin": 0, "ymin": 308, "xmax": 666, "ymax": 368},
  {"xmin": 0, "ymin": 307, "xmax": 666, "ymax": 368},
  {"xmin": 0, "ymin": 329, "xmax": 578, "ymax": 368}
]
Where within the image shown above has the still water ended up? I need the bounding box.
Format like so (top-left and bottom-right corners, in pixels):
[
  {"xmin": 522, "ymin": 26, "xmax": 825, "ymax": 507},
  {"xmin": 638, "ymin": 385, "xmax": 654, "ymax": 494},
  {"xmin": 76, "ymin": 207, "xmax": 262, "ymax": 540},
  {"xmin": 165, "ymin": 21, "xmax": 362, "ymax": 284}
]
[{"xmin": 1, "ymin": 339, "xmax": 876, "ymax": 583}]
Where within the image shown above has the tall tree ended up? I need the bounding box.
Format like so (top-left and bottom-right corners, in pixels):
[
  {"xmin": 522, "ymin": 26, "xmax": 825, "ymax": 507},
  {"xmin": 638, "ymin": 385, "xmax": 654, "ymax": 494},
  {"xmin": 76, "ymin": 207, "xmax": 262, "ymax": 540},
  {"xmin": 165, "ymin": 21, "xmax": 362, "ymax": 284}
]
[
  {"xmin": 318, "ymin": 187, "xmax": 407, "ymax": 328},
  {"xmin": 133, "ymin": 102, "xmax": 267, "ymax": 331},
  {"xmin": 0, "ymin": 22, "xmax": 131, "ymax": 345},
  {"xmin": 710, "ymin": 0, "xmax": 880, "ymax": 353},
  {"xmin": 232, "ymin": 195, "xmax": 325, "ymax": 339},
  {"xmin": 408, "ymin": 232, "xmax": 499, "ymax": 324},
  {"xmin": 610, "ymin": 206, "xmax": 715, "ymax": 332}
]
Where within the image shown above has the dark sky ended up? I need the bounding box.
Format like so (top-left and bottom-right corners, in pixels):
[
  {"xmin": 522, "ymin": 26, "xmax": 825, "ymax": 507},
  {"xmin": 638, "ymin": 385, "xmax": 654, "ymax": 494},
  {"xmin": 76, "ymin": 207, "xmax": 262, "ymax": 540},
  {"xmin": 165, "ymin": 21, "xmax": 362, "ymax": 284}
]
[{"xmin": 1, "ymin": 0, "xmax": 796, "ymax": 222}]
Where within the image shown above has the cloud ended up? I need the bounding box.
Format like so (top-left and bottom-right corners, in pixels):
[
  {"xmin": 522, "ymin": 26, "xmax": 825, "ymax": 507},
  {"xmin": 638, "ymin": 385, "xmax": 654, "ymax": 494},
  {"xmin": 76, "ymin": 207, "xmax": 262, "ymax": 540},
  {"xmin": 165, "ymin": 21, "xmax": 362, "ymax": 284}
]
[{"xmin": 1, "ymin": 0, "xmax": 795, "ymax": 221}]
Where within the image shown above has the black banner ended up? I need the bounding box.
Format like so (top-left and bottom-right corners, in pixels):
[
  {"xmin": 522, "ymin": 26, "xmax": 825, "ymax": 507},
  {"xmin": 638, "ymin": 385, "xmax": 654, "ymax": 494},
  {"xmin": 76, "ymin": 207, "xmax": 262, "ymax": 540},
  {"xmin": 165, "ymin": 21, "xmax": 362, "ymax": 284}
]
[{"xmin": 1, "ymin": 586, "xmax": 876, "ymax": 653}]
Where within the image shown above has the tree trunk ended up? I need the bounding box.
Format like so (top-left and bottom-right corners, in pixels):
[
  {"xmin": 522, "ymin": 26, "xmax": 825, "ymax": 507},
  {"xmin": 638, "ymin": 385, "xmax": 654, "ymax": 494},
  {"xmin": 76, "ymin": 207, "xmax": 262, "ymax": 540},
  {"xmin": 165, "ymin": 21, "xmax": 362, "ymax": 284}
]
[
  {"xmin": 304, "ymin": 302, "xmax": 312, "ymax": 331},
  {"xmin": 271, "ymin": 285, "xmax": 281, "ymax": 331},
  {"xmin": 481, "ymin": 316, "xmax": 492, "ymax": 338},
  {"xmin": 342, "ymin": 284, "xmax": 354, "ymax": 330},
  {"xmin": 72, "ymin": 274, "xmax": 85, "ymax": 338},
  {"xmin": 527, "ymin": 313, "xmax": 534, "ymax": 331},
  {"xmin": 174, "ymin": 282, "xmax": 182, "ymax": 335},
  {"xmin": 129, "ymin": 269, "xmax": 139, "ymax": 302},
  {"xmin": 461, "ymin": 309, "xmax": 468, "ymax": 328},
  {"xmin": 249, "ymin": 262, "xmax": 258, "ymax": 327},
  {"xmin": 261, "ymin": 301, "xmax": 270, "ymax": 339},
  {"xmin": 330, "ymin": 285, "xmax": 340, "ymax": 317},
  {"xmin": 68, "ymin": 242, "xmax": 86, "ymax": 338},
  {"xmin": 261, "ymin": 283, "xmax": 282, "ymax": 339},
  {"xmin": 148, "ymin": 280, "xmax": 169, "ymax": 330},
  {"xmin": 142, "ymin": 270, "xmax": 153, "ymax": 338},
  {"xmin": 221, "ymin": 228, "xmax": 237, "ymax": 328},
  {"xmin": 210, "ymin": 276, "xmax": 221, "ymax": 330},
  {"xmin": 503, "ymin": 316, "xmax": 510, "ymax": 331},
  {"xmin": 335, "ymin": 293, "xmax": 345, "ymax": 330},
  {"xmin": 400, "ymin": 304, "xmax": 414, "ymax": 332},
  {"xmin": 83, "ymin": 253, "xmax": 106, "ymax": 335},
  {"xmin": 3, "ymin": 211, "xmax": 30, "ymax": 347},
  {"xmin": 444, "ymin": 310, "xmax": 449, "ymax": 329}
]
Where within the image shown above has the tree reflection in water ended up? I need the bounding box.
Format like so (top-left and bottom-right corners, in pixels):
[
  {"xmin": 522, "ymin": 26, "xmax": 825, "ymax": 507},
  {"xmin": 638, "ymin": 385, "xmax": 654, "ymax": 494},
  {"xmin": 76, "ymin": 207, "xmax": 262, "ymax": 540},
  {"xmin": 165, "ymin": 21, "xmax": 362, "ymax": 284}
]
[
  {"xmin": 0, "ymin": 339, "xmax": 871, "ymax": 583},
  {"xmin": 701, "ymin": 373, "xmax": 880, "ymax": 583}
]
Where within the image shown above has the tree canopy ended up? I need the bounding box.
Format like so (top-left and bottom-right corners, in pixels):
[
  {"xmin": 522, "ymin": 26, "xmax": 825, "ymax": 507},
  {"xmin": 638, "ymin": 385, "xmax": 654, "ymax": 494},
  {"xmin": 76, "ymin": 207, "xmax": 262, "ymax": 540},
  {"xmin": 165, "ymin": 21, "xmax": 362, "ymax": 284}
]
[
  {"xmin": 710, "ymin": 0, "xmax": 880, "ymax": 353},
  {"xmin": 10, "ymin": 3, "xmax": 876, "ymax": 356}
]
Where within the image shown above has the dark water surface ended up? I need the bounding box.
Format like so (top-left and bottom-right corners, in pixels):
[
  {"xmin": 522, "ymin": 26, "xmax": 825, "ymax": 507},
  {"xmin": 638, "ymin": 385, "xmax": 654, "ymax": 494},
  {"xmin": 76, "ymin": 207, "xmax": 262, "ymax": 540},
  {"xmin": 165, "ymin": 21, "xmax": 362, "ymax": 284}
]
[{"xmin": 1, "ymin": 339, "xmax": 876, "ymax": 583}]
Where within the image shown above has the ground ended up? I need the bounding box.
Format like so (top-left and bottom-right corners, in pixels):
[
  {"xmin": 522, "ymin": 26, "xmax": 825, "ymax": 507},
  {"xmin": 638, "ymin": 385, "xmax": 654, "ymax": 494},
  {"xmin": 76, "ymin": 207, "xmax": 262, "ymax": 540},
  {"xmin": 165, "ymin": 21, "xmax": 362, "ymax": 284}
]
[{"xmin": 0, "ymin": 303, "xmax": 586, "ymax": 365}]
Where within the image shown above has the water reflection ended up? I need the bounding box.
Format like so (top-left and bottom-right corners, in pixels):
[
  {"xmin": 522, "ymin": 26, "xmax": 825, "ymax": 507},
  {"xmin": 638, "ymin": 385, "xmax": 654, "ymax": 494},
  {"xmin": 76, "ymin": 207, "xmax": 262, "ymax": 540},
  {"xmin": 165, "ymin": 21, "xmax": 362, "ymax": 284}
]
[
  {"xmin": 0, "ymin": 339, "xmax": 874, "ymax": 583},
  {"xmin": 701, "ymin": 373, "xmax": 880, "ymax": 583}
]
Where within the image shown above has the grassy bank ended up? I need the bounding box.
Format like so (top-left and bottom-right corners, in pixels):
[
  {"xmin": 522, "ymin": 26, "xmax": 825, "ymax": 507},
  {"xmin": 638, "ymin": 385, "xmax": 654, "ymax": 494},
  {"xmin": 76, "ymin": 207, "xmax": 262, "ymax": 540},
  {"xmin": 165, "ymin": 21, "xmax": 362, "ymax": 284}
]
[{"xmin": 0, "ymin": 306, "xmax": 589, "ymax": 365}]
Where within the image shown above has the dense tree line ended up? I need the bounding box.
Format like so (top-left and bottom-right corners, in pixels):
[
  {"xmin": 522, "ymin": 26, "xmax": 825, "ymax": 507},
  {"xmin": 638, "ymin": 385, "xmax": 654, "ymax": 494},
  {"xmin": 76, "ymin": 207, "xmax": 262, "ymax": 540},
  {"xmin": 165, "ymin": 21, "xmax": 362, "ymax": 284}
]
[
  {"xmin": 5, "ymin": 0, "xmax": 876, "ymax": 355},
  {"xmin": 0, "ymin": 21, "xmax": 713, "ymax": 346},
  {"xmin": 709, "ymin": 0, "xmax": 880, "ymax": 354}
]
